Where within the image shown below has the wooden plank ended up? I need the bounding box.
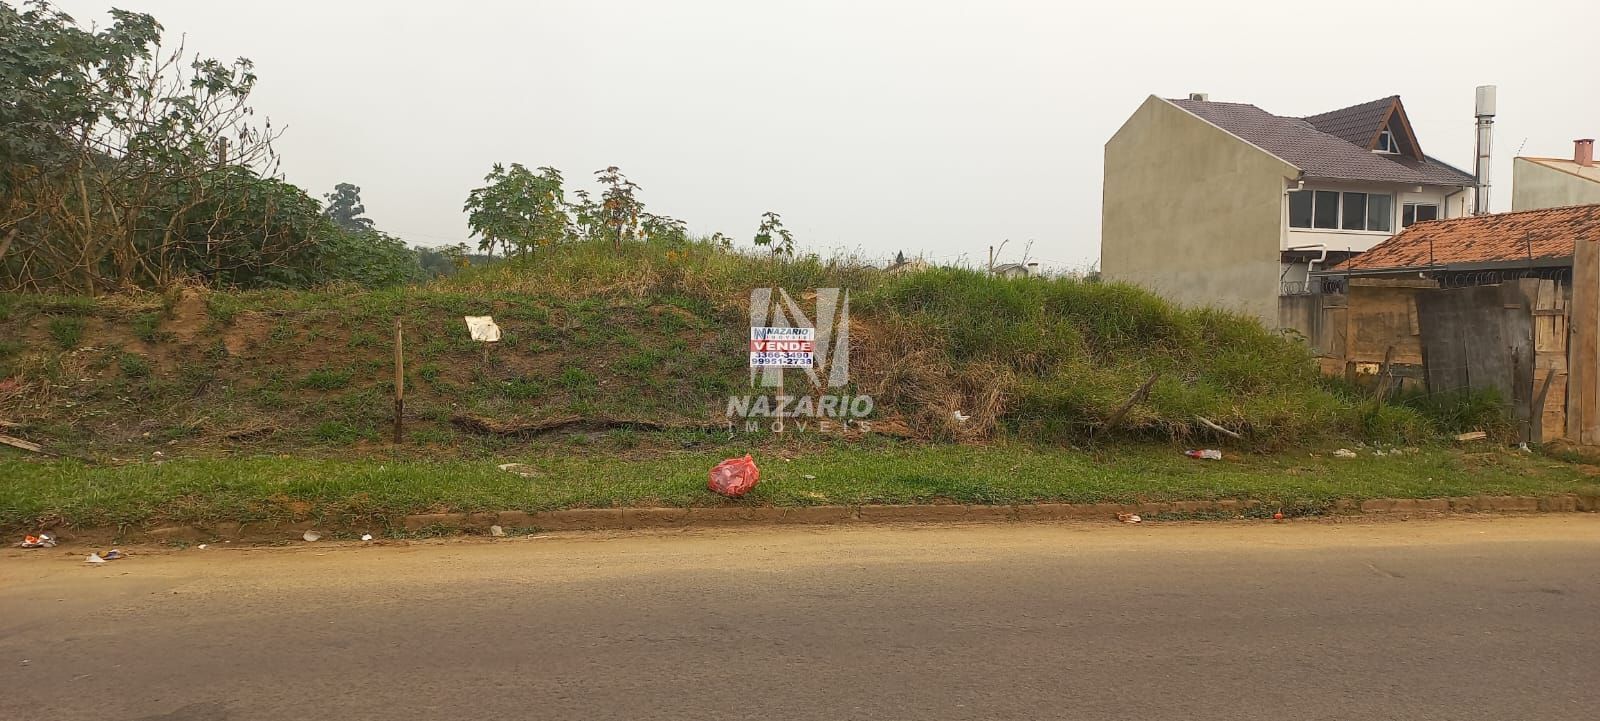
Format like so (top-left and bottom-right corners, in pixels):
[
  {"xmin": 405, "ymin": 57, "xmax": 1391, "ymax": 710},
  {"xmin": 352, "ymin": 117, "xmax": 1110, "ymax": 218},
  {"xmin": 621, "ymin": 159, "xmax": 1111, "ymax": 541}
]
[
  {"xmin": 0, "ymin": 435, "xmax": 45, "ymax": 454},
  {"xmin": 1570, "ymin": 239, "xmax": 1600, "ymax": 443}
]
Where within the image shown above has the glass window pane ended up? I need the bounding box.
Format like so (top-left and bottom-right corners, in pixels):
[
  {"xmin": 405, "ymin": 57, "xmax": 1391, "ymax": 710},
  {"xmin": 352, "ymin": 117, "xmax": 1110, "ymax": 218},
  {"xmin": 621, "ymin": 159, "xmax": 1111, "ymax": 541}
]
[
  {"xmin": 1403, "ymin": 204, "xmax": 1417, "ymax": 227},
  {"xmin": 1416, "ymin": 204, "xmax": 1439, "ymax": 222},
  {"xmin": 1367, "ymin": 194, "xmax": 1392, "ymax": 232},
  {"xmin": 1342, "ymin": 192, "xmax": 1367, "ymax": 230},
  {"xmin": 1314, "ymin": 190, "xmax": 1340, "ymax": 229},
  {"xmin": 1289, "ymin": 191, "xmax": 1313, "ymax": 228}
]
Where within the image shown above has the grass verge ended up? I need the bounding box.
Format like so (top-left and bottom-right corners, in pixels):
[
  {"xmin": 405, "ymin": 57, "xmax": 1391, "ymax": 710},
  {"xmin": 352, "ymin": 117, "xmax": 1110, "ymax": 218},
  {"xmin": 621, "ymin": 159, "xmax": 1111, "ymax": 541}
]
[{"xmin": 2, "ymin": 444, "xmax": 1594, "ymax": 531}]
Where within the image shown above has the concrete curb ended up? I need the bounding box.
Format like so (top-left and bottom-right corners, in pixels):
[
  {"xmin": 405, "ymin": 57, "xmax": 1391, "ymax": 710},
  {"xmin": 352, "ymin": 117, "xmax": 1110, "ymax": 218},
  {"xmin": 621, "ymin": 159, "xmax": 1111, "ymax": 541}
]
[{"xmin": 105, "ymin": 493, "xmax": 1600, "ymax": 543}]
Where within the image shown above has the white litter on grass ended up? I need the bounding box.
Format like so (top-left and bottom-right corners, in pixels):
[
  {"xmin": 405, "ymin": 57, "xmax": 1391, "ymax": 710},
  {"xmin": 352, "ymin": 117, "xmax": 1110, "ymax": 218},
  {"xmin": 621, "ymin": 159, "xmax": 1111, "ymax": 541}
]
[
  {"xmin": 464, "ymin": 316, "xmax": 502, "ymax": 342},
  {"xmin": 302, "ymin": 530, "xmax": 321, "ymax": 542},
  {"xmin": 1334, "ymin": 449, "xmax": 1358, "ymax": 459},
  {"xmin": 489, "ymin": 525, "xmax": 506, "ymax": 537},
  {"xmin": 197, "ymin": 544, "xmax": 207, "ymax": 550},
  {"xmin": 360, "ymin": 534, "xmax": 373, "ymax": 542},
  {"xmin": 803, "ymin": 474, "xmax": 816, "ymax": 480},
  {"xmin": 497, "ymin": 463, "xmax": 539, "ymax": 478},
  {"xmin": 952, "ymin": 411, "xmax": 971, "ymax": 423}
]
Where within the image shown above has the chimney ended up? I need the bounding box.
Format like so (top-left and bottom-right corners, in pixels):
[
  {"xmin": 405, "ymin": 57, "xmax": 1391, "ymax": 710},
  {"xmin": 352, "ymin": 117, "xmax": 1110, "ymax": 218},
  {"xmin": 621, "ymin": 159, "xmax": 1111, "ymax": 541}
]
[
  {"xmin": 1577, "ymin": 139, "xmax": 1596, "ymax": 168},
  {"xmin": 1188, "ymin": 92, "xmax": 1209, "ymax": 102},
  {"xmin": 1473, "ymin": 85, "xmax": 1497, "ymax": 215}
]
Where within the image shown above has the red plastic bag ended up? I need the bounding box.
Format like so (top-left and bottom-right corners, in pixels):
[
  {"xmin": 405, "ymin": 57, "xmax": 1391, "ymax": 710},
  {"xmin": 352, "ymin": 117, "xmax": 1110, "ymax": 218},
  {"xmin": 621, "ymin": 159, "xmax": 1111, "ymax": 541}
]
[{"xmin": 708, "ymin": 454, "xmax": 760, "ymax": 498}]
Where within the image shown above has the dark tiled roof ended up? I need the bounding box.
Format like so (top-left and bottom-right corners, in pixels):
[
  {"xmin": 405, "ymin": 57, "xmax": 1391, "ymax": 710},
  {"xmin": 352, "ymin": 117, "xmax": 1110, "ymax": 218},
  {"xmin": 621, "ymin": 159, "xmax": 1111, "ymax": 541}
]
[
  {"xmin": 1303, "ymin": 96, "xmax": 1396, "ymax": 147},
  {"xmin": 1334, "ymin": 204, "xmax": 1600, "ymax": 272},
  {"xmin": 1169, "ymin": 98, "xmax": 1475, "ymax": 187}
]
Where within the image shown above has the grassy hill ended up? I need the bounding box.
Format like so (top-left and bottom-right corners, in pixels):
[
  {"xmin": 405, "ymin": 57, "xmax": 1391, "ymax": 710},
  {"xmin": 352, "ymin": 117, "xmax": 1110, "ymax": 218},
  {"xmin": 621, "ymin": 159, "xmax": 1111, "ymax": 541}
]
[{"xmin": 0, "ymin": 239, "xmax": 1474, "ymax": 461}]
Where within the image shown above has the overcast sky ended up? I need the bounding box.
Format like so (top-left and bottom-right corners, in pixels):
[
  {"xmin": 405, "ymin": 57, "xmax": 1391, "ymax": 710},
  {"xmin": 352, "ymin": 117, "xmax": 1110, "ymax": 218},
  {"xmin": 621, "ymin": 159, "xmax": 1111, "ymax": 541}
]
[{"xmin": 54, "ymin": 0, "xmax": 1600, "ymax": 269}]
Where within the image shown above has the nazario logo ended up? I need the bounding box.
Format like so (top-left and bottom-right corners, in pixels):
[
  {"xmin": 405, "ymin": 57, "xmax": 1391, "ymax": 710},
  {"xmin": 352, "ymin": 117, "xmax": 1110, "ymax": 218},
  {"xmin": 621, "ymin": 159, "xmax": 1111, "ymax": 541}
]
[{"xmin": 728, "ymin": 288, "xmax": 873, "ymax": 431}]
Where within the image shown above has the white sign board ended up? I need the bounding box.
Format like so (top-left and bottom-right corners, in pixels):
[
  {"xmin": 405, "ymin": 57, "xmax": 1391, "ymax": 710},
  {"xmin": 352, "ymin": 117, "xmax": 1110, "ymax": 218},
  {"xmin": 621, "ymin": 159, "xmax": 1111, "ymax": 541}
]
[
  {"xmin": 750, "ymin": 326, "xmax": 815, "ymax": 368},
  {"xmin": 464, "ymin": 316, "xmax": 502, "ymax": 343}
]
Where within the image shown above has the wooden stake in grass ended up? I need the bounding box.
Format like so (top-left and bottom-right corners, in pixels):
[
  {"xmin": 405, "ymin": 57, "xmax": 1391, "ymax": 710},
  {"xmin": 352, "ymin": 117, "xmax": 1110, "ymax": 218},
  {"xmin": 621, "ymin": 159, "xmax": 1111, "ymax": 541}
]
[{"xmin": 393, "ymin": 318, "xmax": 405, "ymax": 444}]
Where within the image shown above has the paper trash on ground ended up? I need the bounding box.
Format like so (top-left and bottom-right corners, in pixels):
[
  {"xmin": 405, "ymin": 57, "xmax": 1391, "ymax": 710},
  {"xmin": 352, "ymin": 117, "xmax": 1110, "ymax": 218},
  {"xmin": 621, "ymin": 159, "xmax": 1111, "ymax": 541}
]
[{"xmin": 464, "ymin": 316, "xmax": 502, "ymax": 343}]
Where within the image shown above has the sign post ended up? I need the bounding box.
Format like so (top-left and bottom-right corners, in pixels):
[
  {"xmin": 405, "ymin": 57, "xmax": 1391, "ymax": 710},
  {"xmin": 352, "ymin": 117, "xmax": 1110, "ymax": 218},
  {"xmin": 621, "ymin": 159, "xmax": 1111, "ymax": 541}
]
[{"xmin": 393, "ymin": 318, "xmax": 405, "ymax": 444}]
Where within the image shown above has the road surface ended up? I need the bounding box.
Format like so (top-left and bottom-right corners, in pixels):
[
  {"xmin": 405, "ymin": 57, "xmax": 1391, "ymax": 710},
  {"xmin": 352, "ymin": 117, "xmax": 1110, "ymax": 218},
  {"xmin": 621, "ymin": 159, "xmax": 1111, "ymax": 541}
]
[{"xmin": 3, "ymin": 516, "xmax": 1599, "ymax": 720}]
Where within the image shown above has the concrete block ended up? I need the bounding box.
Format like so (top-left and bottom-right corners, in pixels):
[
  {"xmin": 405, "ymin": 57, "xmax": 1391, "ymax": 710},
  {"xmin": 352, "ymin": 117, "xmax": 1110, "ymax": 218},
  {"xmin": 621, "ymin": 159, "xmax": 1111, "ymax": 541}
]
[
  {"xmin": 964, "ymin": 505, "xmax": 1016, "ymax": 522},
  {"xmin": 623, "ymin": 507, "xmax": 690, "ymax": 529},
  {"xmin": 1539, "ymin": 495, "xmax": 1578, "ymax": 512},
  {"xmin": 495, "ymin": 511, "xmax": 538, "ymax": 528},
  {"xmin": 780, "ymin": 506, "xmax": 857, "ymax": 524},
  {"xmin": 858, "ymin": 504, "xmax": 968, "ymax": 522},
  {"xmin": 403, "ymin": 513, "xmax": 466, "ymax": 531},
  {"xmin": 538, "ymin": 509, "xmax": 625, "ymax": 530}
]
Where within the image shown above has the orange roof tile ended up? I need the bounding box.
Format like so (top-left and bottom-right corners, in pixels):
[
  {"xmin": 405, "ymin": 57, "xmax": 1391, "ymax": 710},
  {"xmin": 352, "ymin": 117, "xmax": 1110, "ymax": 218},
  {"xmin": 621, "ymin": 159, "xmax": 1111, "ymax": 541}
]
[{"xmin": 1335, "ymin": 204, "xmax": 1600, "ymax": 272}]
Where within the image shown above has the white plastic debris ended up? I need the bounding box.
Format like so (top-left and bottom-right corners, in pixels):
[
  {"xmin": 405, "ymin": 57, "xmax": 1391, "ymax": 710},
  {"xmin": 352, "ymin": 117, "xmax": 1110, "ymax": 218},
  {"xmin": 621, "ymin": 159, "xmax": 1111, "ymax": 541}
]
[
  {"xmin": 19, "ymin": 533, "xmax": 56, "ymax": 548},
  {"xmin": 360, "ymin": 533, "xmax": 373, "ymax": 542},
  {"xmin": 302, "ymin": 530, "xmax": 321, "ymax": 542},
  {"xmin": 464, "ymin": 316, "xmax": 502, "ymax": 342},
  {"xmin": 1334, "ymin": 449, "xmax": 1358, "ymax": 459},
  {"xmin": 1117, "ymin": 513, "xmax": 1142, "ymax": 524},
  {"xmin": 489, "ymin": 525, "xmax": 505, "ymax": 537},
  {"xmin": 952, "ymin": 411, "xmax": 971, "ymax": 423},
  {"xmin": 497, "ymin": 463, "xmax": 538, "ymax": 478},
  {"xmin": 85, "ymin": 553, "xmax": 106, "ymax": 564},
  {"xmin": 802, "ymin": 474, "xmax": 817, "ymax": 480},
  {"xmin": 1184, "ymin": 449, "xmax": 1223, "ymax": 460},
  {"xmin": 197, "ymin": 544, "xmax": 207, "ymax": 550}
]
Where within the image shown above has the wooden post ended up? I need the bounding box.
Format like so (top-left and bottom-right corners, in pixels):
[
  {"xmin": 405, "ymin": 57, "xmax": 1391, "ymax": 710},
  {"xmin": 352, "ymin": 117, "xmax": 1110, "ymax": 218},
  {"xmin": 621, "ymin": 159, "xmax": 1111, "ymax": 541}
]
[
  {"xmin": 393, "ymin": 318, "xmax": 404, "ymax": 444},
  {"xmin": 1570, "ymin": 239, "xmax": 1600, "ymax": 444}
]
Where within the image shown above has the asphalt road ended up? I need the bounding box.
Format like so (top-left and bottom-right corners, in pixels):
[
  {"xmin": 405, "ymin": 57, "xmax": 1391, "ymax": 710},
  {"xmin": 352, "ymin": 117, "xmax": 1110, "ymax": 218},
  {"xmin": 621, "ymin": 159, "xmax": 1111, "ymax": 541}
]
[{"xmin": 3, "ymin": 516, "xmax": 1599, "ymax": 720}]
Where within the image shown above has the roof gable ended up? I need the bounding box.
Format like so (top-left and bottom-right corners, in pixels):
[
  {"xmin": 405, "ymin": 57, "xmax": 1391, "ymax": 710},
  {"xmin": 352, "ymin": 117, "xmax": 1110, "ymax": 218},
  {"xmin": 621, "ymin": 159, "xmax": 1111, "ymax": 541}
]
[
  {"xmin": 1304, "ymin": 96, "xmax": 1394, "ymax": 145},
  {"xmin": 1300, "ymin": 96, "xmax": 1425, "ymax": 161},
  {"xmin": 1335, "ymin": 204, "xmax": 1600, "ymax": 272}
]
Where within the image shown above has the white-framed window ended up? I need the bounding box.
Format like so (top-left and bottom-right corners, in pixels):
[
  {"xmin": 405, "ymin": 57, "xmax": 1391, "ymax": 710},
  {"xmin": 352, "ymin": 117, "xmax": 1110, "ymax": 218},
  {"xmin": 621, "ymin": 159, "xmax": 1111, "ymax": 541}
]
[
  {"xmin": 1375, "ymin": 129, "xmax": 1398, "ymax": 154},
  {"xmin": 1289, "ymin": 190, "xmax": 1393, "ymax": 232},
  {"xmin": 1402, "ymin": 202, "xmax": 1439, "ymax": 227}
]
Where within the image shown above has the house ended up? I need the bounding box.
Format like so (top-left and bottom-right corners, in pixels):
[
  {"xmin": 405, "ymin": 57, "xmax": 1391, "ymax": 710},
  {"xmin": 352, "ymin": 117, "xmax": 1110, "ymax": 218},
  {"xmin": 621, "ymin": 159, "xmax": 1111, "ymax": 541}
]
[
  {"xmin": 990, "ymin": 262, "xmax": 1039, "ymax": 278},
  {"xmin": 1513, "ymin": 140, "xmax": 1600, "ymax": 211},
  {"xmin": 884, "ymin": 252, "xmax": 930, "ymax": 274},
  {"xmin": 1333, "ymin": 203, "xmax": 1600, "ymax": 282},
  {"xmin": 1101, "ymin": 93, "xmax": 1478, "ymax": 325},
  {"xmin": 1314, "ymin": 205, "xmax": 1600, "ymax": 442}
]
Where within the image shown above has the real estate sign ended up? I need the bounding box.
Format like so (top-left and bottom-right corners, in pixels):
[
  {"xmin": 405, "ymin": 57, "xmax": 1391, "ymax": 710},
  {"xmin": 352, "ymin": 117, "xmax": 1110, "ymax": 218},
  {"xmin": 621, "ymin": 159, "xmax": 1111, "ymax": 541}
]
[{"xmin": 749, "ymin": 326, "xmax": 815, "ymax": 368}]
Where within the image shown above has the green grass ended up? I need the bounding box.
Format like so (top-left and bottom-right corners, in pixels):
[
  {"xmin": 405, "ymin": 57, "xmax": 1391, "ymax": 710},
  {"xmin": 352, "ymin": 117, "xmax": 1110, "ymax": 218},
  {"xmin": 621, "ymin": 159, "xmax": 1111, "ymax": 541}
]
[
  {"xmin": 0, "ymin": 444, "xmax": 1593, "ymax": 530},
  {"xmin": 47, "ymin": 316, "xmax": 85, "ymax": 349},
  {"xmin": 118, "ymin": 352, "xmax": 152, "ymax": 378},
  {"xmin": 301, "ymin": 367, "xmax": 354, "ymax": 391}
]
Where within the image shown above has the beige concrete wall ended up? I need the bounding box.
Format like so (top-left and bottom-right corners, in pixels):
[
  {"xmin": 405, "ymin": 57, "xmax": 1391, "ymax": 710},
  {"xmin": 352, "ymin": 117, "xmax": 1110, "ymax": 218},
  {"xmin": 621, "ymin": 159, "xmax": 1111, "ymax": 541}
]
[
  {"xmin": 1512, "ymin": 158, "xmax": 1600, "ymax": 210},
  {"xmin": 1101, "ymin": 96, "xmax": 1299, "ymax": 325}
]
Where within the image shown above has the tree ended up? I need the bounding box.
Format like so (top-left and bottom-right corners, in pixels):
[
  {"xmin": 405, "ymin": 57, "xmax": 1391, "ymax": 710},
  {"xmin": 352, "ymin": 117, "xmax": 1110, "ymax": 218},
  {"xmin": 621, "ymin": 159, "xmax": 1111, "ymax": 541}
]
[
  {"xmin": 641, "ymin": 212, "xmax": 688, "ymax": 246},
  {"xmin": 753, "ymin": 211, "xmax": 795, "ymax": 257},
  {"xmin": 462, "ymin": 163, "xmax": 568, "ymax": 257},
  {"xmin": 0, "ymin": 1, "xmax": 310, "ymax": 292},
  {"xmin": 323, "ymin": 182, "xmax": 375, "ymax": 233},
  {"xmin": 593, "ymin": 166, "xmax": 643, "ymax": 251}
]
